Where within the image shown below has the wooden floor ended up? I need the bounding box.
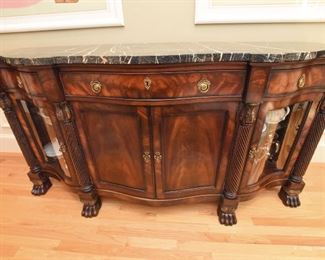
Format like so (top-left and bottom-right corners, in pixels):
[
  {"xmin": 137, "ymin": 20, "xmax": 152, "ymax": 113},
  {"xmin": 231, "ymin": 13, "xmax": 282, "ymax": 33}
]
[{"xmin": 0, "ymin": 153, "xmax": 324, "ymax": 260}]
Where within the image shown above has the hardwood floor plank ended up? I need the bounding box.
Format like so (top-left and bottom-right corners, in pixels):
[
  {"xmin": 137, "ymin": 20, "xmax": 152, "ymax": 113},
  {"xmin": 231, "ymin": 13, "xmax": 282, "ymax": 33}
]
[{"xmin": 0, "ymin": 153, "xmax": 324, "ymax": 260}]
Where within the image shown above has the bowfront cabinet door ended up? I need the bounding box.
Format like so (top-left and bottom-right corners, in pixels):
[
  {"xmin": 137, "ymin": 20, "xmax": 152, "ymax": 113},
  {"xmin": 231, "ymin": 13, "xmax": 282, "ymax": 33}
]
[
  {"xmin": 72, "ymin": 102, "xmax": 155, "ymax": 198},
  {"xmin": 152, "ymin": 102, "xmax": 238, "ymax": 199},
  {"xmin": 240, "ymin": 93, "xmax": 323, "ymax": 190}
]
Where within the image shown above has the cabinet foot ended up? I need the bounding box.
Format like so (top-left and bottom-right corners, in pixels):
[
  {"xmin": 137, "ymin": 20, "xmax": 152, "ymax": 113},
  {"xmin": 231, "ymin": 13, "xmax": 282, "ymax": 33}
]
[
  {"xmin": 79, "ymin": 188, "xmax": 102, "ymax": 218},
  {"xmin": 218, "ymin": 197, "xmax": 238, "ymax": 226},
  {"xmin": 279, "ymin": 180, "xmax": 305, "ymax": 208},
  {"xmin": 28, "ymin": 168, "xmax": 52, "ymax": 196},
  {"xmin": 31, "ymin": 178, "xmax": 52, "ymax": 196}
]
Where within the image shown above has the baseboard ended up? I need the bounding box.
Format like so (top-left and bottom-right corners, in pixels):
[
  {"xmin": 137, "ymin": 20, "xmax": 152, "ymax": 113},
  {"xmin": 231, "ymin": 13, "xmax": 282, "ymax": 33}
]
[{"xmin": 0, "ymin": 133, "xmax": 20, "ymax": 153}]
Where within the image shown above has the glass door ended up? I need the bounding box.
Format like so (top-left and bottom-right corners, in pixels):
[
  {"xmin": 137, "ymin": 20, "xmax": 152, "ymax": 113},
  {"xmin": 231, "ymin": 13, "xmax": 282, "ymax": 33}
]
[
  {"xmin": 19, "ymin": 100, "xmax": 71, "ymax": 179},
  {"xmin": 248, "ymin": 101, "xmax": 309, "ymax": 185}
]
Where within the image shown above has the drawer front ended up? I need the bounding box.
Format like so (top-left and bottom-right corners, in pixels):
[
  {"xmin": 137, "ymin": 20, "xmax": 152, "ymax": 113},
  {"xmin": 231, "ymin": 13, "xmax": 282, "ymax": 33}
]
[
  {"xmin": 267, "ymin": 64, "xmax": 325, "ymax": 95},
  {"xmin": 60, "ymin": 70, "xmax": 245, "ymax": 99}
]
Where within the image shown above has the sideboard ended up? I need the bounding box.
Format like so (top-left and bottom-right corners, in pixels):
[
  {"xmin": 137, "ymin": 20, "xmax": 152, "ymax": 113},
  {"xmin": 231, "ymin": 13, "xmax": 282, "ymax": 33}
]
[{"xmin": 1, "ymin": 42, "xmax": 324, "ymax": 226}]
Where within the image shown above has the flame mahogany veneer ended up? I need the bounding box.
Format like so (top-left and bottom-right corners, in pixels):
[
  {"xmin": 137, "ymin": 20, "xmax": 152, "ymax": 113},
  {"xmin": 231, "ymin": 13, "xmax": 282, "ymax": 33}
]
[{"xmin": 0, "ymin": 45, "xmax": 324, "ymax": 225}]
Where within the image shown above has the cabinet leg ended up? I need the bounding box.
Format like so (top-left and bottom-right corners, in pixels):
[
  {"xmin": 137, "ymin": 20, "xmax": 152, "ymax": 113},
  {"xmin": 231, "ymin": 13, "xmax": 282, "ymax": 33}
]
[
  {"xmin": 28, "ymin": 166, "xmax": 52, "ymax": 196},
  {"xmin": 279, "ymin": 179, "xmax": 305, "ymax": 208},
  {"xmin": 0, "ymin": 92, "xmax": 52, "ymax": 196},
  {"xmin": 79, "ymin": 188, "xmax": 102, "ymax": 218},
  {"xmin": 218, "ymin": 197, "xmax": 238, "ymax": 226},
  {"xmin": 279, "ymin": 97, "xmax": 324, "ymax": 208}
]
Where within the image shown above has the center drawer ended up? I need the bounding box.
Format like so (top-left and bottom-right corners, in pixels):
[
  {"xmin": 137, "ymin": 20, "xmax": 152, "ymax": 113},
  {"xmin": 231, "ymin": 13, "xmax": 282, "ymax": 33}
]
[{"xmin": 60, "ymin": 70, "xmax": 246, "ymax": 99}]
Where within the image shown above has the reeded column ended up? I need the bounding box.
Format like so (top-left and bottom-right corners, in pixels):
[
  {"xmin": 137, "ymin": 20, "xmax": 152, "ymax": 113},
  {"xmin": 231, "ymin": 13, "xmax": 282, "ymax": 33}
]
[
  {"xmin": 218, "ymin": 103, "xmax": 259, "ymax": 226},
  {"xmin": 55, "ymin": 101, "xmax": 101, "ymax": 217},
  {"xmin": 0, "ymin": 92, "xmax": 52, "ymax": 195},
  {"xmin": 279, "ymin": 97, "xmax": 325, "ymax": 207}
]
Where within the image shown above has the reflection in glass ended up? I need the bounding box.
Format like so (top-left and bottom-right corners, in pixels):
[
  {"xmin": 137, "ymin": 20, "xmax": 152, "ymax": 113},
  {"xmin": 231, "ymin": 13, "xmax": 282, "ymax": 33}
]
[
  {"xmin": 20, "ymin": 100, "xmax": 71, "ymax": 178},
  {"xmin": 248, "ymin": 102, "xmax": 308, "ymax": 185}
]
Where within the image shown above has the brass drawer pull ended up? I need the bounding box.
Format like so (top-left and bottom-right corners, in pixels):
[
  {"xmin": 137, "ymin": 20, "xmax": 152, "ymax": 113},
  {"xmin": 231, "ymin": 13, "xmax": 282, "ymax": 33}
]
[
  {"xmin": 90, "ymin": 80, "xmax": 102, "ymax": 94},
  {"xmin": 154, "ymin": 152, "xmax": 162, "ymax": 162},
  {"xmin": 197, "ymin": 79, "xmax": 211, "ymax": 93},
  {"xmin": 297, "ymin": 74, "xmax": 306, "ymax": 89},
  {"xmin": 143, "ymin": 152, "xmax": 151, "ymax": 163},
  {"xmin": 144, "ymin": 77, "xmax": 152, "ymax": 90}
]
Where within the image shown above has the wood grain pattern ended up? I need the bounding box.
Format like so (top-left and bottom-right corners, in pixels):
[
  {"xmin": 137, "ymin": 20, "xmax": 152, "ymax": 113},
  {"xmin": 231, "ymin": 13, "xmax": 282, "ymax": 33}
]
[
  {"xmin": 0, "ymin": 60, "xmax": 324, "ymax": 224},
  {"xmin": 152, "ymin": 102, "xmax": 236, "ymax": 199},
  {"xmin": 73, "ymin": 102, "xmax": 154, "ymax": 198},
  {"xmin": 267, "ymin": 64, "xmax": 325, "ymax": 95},
  {"xmin": 0, "ymin": 153, "xmax": 324, "ymax": 260},
  {"xmin": 60, "ymin": 66, "xmax": 246, "ymax": 99}
]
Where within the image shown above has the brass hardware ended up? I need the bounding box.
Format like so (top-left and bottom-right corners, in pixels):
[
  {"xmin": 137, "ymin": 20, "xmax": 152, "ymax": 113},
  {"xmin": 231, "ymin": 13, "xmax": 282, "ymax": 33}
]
[
  {"xmin": 274, "ymin": 142, "xmax": 280, "ymax": 154},
  {"xmin": 90, "ymin": 80, "xmax": 102, "ymax": 94},
  {"xmin": 197, "ymin": 79, "xmax": 211, "ymax": 93},
  {"xmin": 17, "ymin": 76, "xmax": 24, "ymax": 89},
  {"xmin": 142, "ymin": 152, "xmax": 151, "ymax": 163},
  {"xmin": 59, "ymin": 144, "xmax": 66, "ymax": 153},
  {"xmin": 55, "ymin": 102, "xmax": 72, "ymax": 122},
  {"xmin": 144, "ymin": 77, "xmax": 152, "ymax": 90},
  {"xmin": 154, "ymin": 152, "xmax": 162, "ymax": 162},
  {"xmin": 249, "ymin": 146, "xmax": 257, "ymax": 159},
  {"xmin": 297, "ymin": 74, "xmax": 306, "ymax": 89}
]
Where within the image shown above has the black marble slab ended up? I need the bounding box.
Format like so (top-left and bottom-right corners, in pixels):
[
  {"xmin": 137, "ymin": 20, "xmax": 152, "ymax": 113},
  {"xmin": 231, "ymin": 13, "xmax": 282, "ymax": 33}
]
[{"xmin": 1, "ymin": 42, "xmax": 325, "ymax": 66}]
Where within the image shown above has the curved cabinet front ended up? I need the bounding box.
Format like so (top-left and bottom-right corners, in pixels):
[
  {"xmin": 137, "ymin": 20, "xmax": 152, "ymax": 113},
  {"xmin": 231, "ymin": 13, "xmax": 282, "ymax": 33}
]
[{"xmin": 1, "ymin": 58, "xmax": 324, "ymax": 225}]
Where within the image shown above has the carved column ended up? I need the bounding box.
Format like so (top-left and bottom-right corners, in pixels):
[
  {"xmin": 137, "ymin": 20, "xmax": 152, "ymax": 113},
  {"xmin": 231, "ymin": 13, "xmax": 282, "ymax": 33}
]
[
  {"xmin": 55, "ymin": 101, "xmax": 101, "ymax": 217},
  {"xmin": 0, "ymin": 92, "xmax": 52, "ymax": 195},
  {"xmin": 279, "ymin": 97, "xmax": 325, "ymax": 207},
  {"xmin": 218, "ymin": 103, "xmax": 258, "ymax": 226}
]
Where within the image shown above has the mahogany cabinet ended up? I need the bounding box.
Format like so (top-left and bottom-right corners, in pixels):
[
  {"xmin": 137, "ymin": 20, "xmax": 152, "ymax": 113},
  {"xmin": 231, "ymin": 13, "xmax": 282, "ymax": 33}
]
[{"xmin": 0, "ymin": 43, "xmax": 324, "ymax": 225}]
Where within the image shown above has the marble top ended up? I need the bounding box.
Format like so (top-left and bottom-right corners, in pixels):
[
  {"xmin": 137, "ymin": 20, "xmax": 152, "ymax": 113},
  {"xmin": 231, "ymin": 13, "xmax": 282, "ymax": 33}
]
[{"xmin": 1, "ymin": 42, "xmax": 324, "ymax": 66}]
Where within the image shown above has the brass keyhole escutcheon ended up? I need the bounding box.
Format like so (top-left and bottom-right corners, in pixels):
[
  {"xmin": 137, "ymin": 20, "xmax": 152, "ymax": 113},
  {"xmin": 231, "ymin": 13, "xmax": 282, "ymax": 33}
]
[
  {"xmin": 154, "ymin": 152, "xmax": 162, "ymax": 162},
  {"xmin": 90, "ymin": 80, "xmax": 102, "ymax": 94},
  {"xmin": 143, "ymin": 152, "xmax": 151, "ymax": 163},
  {"xmin": 144, "ymin": 77, "xmax": 152, "ymax": 90},
  {"xmin": 197, "ymin": 79, "xmax": 211, "ymax": 93},
  {"xmin": 297, "ymin": 74, "xmax": 306, "ymax": 89}
]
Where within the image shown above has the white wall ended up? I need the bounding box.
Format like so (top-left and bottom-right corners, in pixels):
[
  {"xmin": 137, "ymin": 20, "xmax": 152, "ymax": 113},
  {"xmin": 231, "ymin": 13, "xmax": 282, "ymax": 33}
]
[{"xmin": 0, "ymin": 0, "xmax": 324, "ymax": 53}]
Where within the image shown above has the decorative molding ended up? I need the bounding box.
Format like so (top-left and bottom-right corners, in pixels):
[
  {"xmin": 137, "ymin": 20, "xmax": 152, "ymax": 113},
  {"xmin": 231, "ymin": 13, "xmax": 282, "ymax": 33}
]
[
  {"xmin": 240, "ymin": 104, "xmax": 258, "ymax": 125},
  {"xmin": 195, "ymin": 0, "xmax": 325, "ymax": 24},
  {"xmin": 0, "ymin": 0, "xmax": 124, "ymax": 33}
]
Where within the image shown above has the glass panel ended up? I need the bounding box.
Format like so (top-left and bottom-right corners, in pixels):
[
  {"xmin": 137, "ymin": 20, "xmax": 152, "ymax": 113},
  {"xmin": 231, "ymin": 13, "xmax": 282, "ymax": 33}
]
[
  {"xmin": 248, "ymin": 101, "xmax": 308, "ymax": 185},
  {"xmin": 20, "ymin": 100, "xmax": 71, "ymax": 178}
]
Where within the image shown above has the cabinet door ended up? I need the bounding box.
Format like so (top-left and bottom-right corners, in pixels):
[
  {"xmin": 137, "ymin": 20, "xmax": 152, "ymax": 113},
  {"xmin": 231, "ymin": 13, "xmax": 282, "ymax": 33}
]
[
  {"xmin": 240, "ymin": 93, "xmax": 322, "ymax": 189},
  {"xmin": 73, "ymin": 102, "xmax": 154, "ymax": 198},
  {"xmin": 152, "ymin": 102, "xmax": 238, "ymax": 199}
]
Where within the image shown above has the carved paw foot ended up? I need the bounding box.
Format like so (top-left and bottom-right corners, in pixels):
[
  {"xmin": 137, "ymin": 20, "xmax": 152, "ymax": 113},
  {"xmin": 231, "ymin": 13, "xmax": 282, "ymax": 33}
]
[
  {"xmin": 81, "ymin": 198, "xmax": 102, "ymax": 218},
  {"xmin": 31, "ymin": 178, "xmax": 52, "ymax": 196},
  {"xmin": 218, "ymin": 197, "xmax": 238, "ymax": 226},
  {"xmin": 218, "ymin": 210, "xmax": 237, "ymax": 226},
  {"xmin": 279, "ymin": 188, "xmax": 301, "ymax": 208}
]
